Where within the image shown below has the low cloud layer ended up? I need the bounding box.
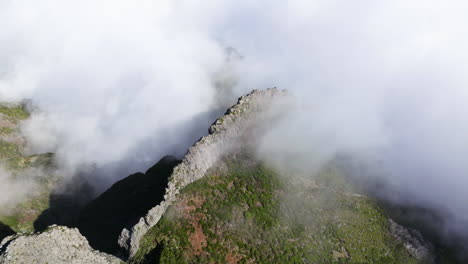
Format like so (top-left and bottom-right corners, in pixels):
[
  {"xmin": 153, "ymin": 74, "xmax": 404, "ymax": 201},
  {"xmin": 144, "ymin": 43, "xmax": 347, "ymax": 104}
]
[
  {"xmin": 1, "ymin": 0, "xmax": 468, "ymax": 247},
  {"xmin": 0, "ymin": 166, "xmax": 40, "ymax": 212}
]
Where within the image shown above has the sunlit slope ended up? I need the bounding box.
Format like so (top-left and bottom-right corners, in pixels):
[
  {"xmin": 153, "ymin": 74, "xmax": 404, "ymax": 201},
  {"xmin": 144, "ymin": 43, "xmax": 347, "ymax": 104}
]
[
  {"xmin": 132, "ymin": 153, "xmax": 418, "ymax": 264},
  {"xmin": 0, "ymin": 104, "xmax": 56, "ymax": 236}
]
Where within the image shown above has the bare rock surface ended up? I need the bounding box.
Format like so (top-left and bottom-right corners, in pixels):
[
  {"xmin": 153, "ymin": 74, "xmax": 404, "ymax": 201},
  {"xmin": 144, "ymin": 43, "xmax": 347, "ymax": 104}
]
[
  {"xmin": 0, "ymin": 225, "xmax": 122, "ymax": 264},
  {"xmin": 119, "ymin": 88, "xmax": 287, "ymax": 257},
  {"xmin": 389, "ymin": 219, "xmax": 434, "ymax": 261}
]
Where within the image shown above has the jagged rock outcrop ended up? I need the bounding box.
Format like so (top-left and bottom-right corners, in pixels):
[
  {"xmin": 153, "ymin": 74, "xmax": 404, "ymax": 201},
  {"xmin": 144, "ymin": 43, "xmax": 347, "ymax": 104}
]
[
  {"xmin": 119, "ymin": 88, "xmax": 287, "ymax": 257},
  {"xmin": 389, "ymin": 219, "xmax": 434, "ymax": 261},
  {"xmin": 0, "ymin": 225, "xmax": 122, "ymax": 264}
]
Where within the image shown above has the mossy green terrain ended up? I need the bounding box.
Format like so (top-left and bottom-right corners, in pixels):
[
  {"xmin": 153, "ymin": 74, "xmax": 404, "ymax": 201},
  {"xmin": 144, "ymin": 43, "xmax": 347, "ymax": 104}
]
[
  {"xmin": 133, "ymin": 156, "xmax": 418, "ymax": 264},
  {"xmin": 0, "ymin": 127, "xmax": 14, "ymax": 136},
  {"xmin": 0, "ymin": 105, "xmax": 29, "ymax": 123},
  {"xmin": 0, "ymin": 104, "xmax": 56, "ymax": 235},
  {"xmin": 0, "ymin": 154, "xmax": 56, "ymax": 234},
  {"xmin": 0, "ymin": 190, "xmax": 52, "ymax": 233},
  {"xmin": 0, "ymin": 140, "xmax": 21, "ymax": 160},
  {"xmin": 0, "ymin": 103, "xmax": 28, "ymax": 160}
]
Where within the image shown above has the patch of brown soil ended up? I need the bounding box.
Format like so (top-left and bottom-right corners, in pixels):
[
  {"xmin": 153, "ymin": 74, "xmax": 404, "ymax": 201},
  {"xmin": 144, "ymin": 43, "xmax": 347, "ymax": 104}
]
[
  {"xmin": 19, "ymin": 211, "xmax": 38, "ymax": 224},
  {"xmin": 178, "ymin": 195, "xmax": 208, "ymax": 257},
  {"xmin": 188, "ymin": 222, "xmax": 207, "ymax": 256},
  {"xmin": 225, "ymin": 251, "xmax": 243, "ymax": 264}
]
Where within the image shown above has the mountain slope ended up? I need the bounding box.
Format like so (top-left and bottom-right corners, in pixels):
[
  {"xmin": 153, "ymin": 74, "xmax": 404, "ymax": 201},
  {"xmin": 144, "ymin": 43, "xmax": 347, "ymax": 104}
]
[
  {"xmin": 119, "ymin": 88, "xmax": 288, "ymax": 257},
  {"xmin": 0, "ymin": 90, "xmax": 436, "ymax": 263},
  {"xmin": 131, "ymin": 154, "xmax": 424, "ymax": 264},
  {"xmin": 0, "ymin": 104, "xmax": 57, "ymax": 236}
]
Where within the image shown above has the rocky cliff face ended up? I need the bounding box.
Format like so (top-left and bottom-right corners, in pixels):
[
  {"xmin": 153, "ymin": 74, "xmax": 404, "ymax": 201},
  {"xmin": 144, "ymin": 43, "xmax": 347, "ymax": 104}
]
[
  {"xmin": 389, "ymin": 219, "xmax": 434, "ymax": 261},
  {"xmin": 0, "ymin": 226, "xmax": 122, "ymax": 264},
  {"xmin": 119, "ymin": 88, "xmax": 287, "ymax": 257}
]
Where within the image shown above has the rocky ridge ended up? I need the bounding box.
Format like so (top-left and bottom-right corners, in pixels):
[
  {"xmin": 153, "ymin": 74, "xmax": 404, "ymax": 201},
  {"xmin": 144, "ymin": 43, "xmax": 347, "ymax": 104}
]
[
  {"xmin": 0, "ymin": 226, "xmax": 122, "ymax": 264},
  {"xmin": 119, "ymin": 88, "xmax": 287, "ymax": 257}
]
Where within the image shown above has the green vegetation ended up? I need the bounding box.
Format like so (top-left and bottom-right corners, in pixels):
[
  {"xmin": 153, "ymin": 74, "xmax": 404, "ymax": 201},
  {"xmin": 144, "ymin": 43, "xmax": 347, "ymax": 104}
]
[
  {"xmin": 0, "ymin": 140, "xmax": 21, "ymax": 160},
  {"xmin": 0, "ymin": 151, "xmax": 56, "ymax": 234},
  {"xmin": 0, "ymin": 104, "xmax": 29, "ymax": 122},
  {"xmin": 0, "ymin": 191, "xmax": 51, "ymax": 233},
  {"xmin": 5, "ymin": 153, "xmax": 54, "ymax": 171},
  {"xmin": 0, "ymin": 103, "xmax": 28, "ymax": 162},
  {"xmin": 133, "ymin": 157, "xmax": 417, "ymax": 264},
  {"xmin": 0, "ymin": 104, "xmax": 56, "ymax": 235},
  {"xmin": 0, "ymin": 127, "xmax": 14, "ymax": 136}
]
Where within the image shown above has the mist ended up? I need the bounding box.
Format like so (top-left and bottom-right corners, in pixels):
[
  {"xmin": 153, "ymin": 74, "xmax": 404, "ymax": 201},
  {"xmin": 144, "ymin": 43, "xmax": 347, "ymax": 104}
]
[
  {"xmin": 1, "ymin": 0, "xmax": 468, "ymax": 251},
  {"xmin": 0, "ymin": 165, "xmax": 51, "ymax": 212},
  {"xmin": 0, "ymin": 167, "xmax": 33, "ymax": 210}
]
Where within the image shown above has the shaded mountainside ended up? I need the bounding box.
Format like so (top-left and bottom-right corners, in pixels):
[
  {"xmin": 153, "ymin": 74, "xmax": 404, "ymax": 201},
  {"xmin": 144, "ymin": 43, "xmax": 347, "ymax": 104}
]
[{"xmin": 75, "ymin": 156, "xmax": 180, "ymax": 255}]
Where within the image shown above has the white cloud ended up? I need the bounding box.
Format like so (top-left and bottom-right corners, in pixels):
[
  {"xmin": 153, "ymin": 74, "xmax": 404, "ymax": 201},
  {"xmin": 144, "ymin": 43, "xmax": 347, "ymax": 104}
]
[{"xmin": 2, "ymin": 0, "xmax": 468, "ymax": 240}]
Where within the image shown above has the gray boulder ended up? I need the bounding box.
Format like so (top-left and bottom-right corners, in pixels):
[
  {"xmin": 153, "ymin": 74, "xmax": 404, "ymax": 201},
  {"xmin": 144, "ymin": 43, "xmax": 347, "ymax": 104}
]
[{"xmin": 0, "ymin": 225, "xmax": 122, "ymax": 264}]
